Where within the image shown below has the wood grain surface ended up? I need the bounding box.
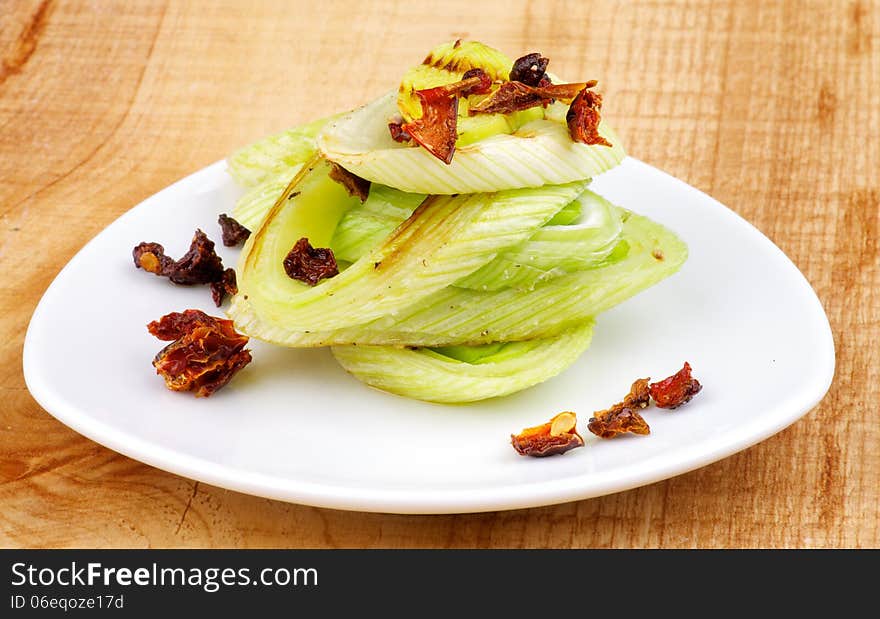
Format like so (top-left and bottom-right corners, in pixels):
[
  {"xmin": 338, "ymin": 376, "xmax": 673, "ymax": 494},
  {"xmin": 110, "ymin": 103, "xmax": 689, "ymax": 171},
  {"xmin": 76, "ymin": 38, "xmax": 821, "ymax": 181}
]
[{"xmin": 1, "ymin": 0, "xmax": 877, "ymax": 548}]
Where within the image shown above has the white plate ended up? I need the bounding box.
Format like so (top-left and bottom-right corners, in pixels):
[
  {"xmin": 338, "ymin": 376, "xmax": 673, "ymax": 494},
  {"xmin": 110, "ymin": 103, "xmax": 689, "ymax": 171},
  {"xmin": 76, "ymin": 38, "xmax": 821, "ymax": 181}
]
[{"xmin": 23, "ymin": 158, "xmax": 835, "ymax": 514}]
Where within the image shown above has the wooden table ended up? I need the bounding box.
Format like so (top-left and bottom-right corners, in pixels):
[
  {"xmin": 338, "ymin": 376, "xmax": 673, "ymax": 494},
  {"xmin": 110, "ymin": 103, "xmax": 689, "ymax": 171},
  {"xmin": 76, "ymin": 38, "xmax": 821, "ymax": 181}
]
[{"xmin": 2, "ymin": 0, "xmax": 877, "ymax": 548}]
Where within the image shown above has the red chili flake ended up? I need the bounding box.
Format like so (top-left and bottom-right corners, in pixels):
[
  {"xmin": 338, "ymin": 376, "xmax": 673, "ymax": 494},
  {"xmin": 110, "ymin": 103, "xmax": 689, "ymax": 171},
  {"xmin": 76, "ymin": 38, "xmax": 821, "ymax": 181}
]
[
  {"xmin": 468, "ymin": 80, "xmax": 594, "ymax": 115},
  {"xmin": 217, "ymin": 213, "xmax": 251, "ymax": 247},
  {"xmin": 587, "ymin": 378, "xmax": 652, "ymax": 438},
  {"xmin": 566, "ymin": 88, "xmax": 612, "ymax": 147},
  {"xmin": 649, "ymin": 362, "xmax": 702, "ymax": 409},
  {"xmin": 147, "ymin": 309, "xmax": 252, "ymax": 397},
  {"xmin": 283, "ymin": 237, "xmax": 339, "ymax": 286},
  {"xmin": 210, "ymin": 267, "xmax": 238, "ymax": 307},
  {"xmin": 328, "ymin": 162, "xmax": 371, "ymax": 202},
  {"xmin": 509, "ymin": 52, "xmax": 549, "ymax": 86},
  {"xmin": 511, "ymin": 411, "xmax": 584, "ymax": 457},
  {"xmin": 133, "ymin": 230, "xmax": 238, "ymax": 307}
]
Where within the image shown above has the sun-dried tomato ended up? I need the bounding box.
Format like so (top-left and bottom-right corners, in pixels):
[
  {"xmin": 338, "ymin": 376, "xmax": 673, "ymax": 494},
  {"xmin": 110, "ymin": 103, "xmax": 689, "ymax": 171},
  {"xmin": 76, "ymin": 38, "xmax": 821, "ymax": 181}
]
[
  {"xmin": 649, "ymin": 362, "xmax": 702, "ymax": 409},
  {"xmin": 147, "ymin": 309, "xmax": 252, "ymax": 397},
  {"xmin": 511, "ymin": 411, "xmax": 584, "ymax": 457},
  {"xmin": 401, "ymin": 86, "xmax": 460, "ymax": 164},
  {"xmin": 162, "ymin": 230, "xmax": 224, "ymax": 285},
  {"xmin": 567, "ymin": 88, "xmax": 612, "ymax": 147},
  {"xmin": 396, "ymin": 72, "xmax": 495, "ymax": 164},
  {"xmin": 426, "ymin": 73, "xmax": 493, "ymax": 99},
  {"xmin": 133, "ymin": 230, "xmax": 238, "ymax": 306},
  {"xmin": 509, "ymin": 52, "xmax": 549, "ymax": 86},
  {"xmin": 210, "ymin": 267, "xmax": 238, "ymax": 307},
  {"xmin": 132, "ymin": 242, "xmax": 175, "ymax": 276},
  {"xmin": 283, "ymin": 237, "xmax": 339, "ymax": 286},
  {"xmin": 218, "ymin": 213, "xmax": 251, "ymax": 247},
  {"xmin": 147, "ymin": 308, "xmax": 215, "ymax": 340},
  {"xmin": 468, "ymin": 80, "xmax": 594, "ymax": 115},
  {"xmin": 388, "ymin": 120, "xmax": 412, "ymax": 143},
  {"xmin": 328, "ymin": 162, "xmax": 371, "ymax": 202},
  {"xmin": 587, "ymin": 378, "xmax": 652, "ymax": 438},
  {"xmin": 460, "ymin": 68, "xmax": 493, "ymax": 95},
  {"xmin": 133, "ymin": 229, "xmax": 224, "ymax": 286},
  {"xmin": 587, "ymin": 407, "xmax": 651, "ymax": 439},
  {"xmin": 468, "ymin": 82, "xmax": 538, "ymax": 114},
  {"xmin": 539, "ymin": 80, "xmax": 597, "ymax": 100}
]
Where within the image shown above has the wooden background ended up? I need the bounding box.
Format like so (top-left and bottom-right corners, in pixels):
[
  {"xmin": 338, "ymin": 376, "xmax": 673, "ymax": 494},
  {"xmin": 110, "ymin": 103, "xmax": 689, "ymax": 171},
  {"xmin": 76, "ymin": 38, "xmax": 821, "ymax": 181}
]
[{"xmin": 1, "ymin": 0, "xmax": 877, "ymax": 548}]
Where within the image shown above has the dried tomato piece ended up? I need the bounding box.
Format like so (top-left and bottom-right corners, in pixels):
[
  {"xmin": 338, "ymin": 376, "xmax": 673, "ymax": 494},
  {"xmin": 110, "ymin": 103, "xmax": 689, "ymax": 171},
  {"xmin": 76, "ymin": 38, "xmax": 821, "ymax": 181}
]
[
  {"xmin": 396, "ymin": 72, "xmax": 495, "ymax": 164},
  {"xmin": 401, "ymin": 86, "xmax": 460, "ymax": 164},
  {"xmin": 388, "ymin": 120, "xmax": 412, "ymax": 143},
  {"xmin": 210, "ymin": 267, "xmax": 238, "ymax": 307},
  {"xmin": 283, "ymin": 237, "xmax": 339, "ymax": 286},
  {"xmin": 468, "ymin": 82, "xmax": 540, "ymax": 114},
  {"xmin": 649, "ymin": 362, "xmax": 702, "ymax": 409},
  {"xmin": 164, "ymin": 229, "xmax": 225, "ymax": 285},
  {"xmin": 587, "ymin": 407, "xmax": 651, "ymax": 439},
  {"xmin": 133, "ymin": 230, "xmax": 239, "ymax": 306},
  {"xmin": 468, "ymin": 80, "xmax": 593, "ymax": 115},
  {"xmin": 147, "ymin": 308, "xmax": 215, "ymax": 340},
  {"xmin": 624, "ymin": 377, "xmax": 652, "ymax": 409},
  {"xmin": 509, "ymin": 52, "xmax": 550, "ymax": 86},
  {"xmin": 427, "ymin": 73, "xmax": 492, "ymax": 98},
  {"xmin": 328, "ymin": 162, "xmax": 371, "ymax": 202},
  {"xmin": 133, "ymin": 229, "xmax": 225, "ymax": 286},
  {"xmin": 538, "ymin": 80, "xmax": 597, "ymax": 100},
  {"xmin": 511, "ymin": 411, "xmax": 584, "ymax": 457},
  {"xmin": 217, "ymin": 213, "xmax": 251, "ymax": 247},
  {"xmin": 132, "ymin": 242, "xmax": 175, "ymax": 276},
  {"xmin": 567, "ymin": 88, "xmax": 612, "ymax": 147},
  {"xmin": 587, "ymin": 378, "xmax": 652, "ymax": 438},
  {"xmin": 460, "ymin": 68, "xmax": 493, "ymax": 95},
  {"xmin": 148, "ymin": 310, "xmax": 252, "ymax": 397}
]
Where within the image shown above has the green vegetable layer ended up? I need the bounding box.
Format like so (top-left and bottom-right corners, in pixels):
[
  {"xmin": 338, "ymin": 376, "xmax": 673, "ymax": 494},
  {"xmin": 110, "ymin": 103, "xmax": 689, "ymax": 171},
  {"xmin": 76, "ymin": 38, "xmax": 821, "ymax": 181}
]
[
  {"xmin": 331, "ymin": 321, "xmax": 593, "ymax": 403},
  {"xmin": 225, "ymin": 42, "xmax": 685, "ymax": 403}
]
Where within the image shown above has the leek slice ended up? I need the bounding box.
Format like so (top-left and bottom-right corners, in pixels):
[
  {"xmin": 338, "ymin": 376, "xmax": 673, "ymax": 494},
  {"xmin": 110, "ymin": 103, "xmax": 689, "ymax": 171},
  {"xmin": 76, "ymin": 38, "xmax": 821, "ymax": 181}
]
[
  {"xmin": 397, "ymin": 40, "xmax": 543, "ymax": 147},
  {"xmin": 330, "ymin": 186, "xmax": 624, "ymax": 293},
  {"xmin": 226, "ymin": 112, "xmax": 341, "ymax": 187},
  {"xmin": 317, "ymin": 91, "xmax": 626, "ymax": 195},
  {"xmin": 236, "ymin": 155, "xmax": 364, "ymax": 327},
  {"xmin": 545, "ymin": 198, "xmax": 583, "ymax": 226},
  {"xmin": 229, "ymin": 209, "xmax": 687, "ymax": 347},
  {"xmin": 238, "ymin": 170, "xmax": 588, "ymax": 332},
  {"xmin": 331, "ymin": 321, "xmax": 593, "ymax": 403},
  {"xmin": 232, "ymin": 165, "xmax": 303, "ymax": 231},
  {"xmin": 397, "ymin": 40, "xmax": 512, "ymax": 121},
  {"xmin": 454, "ymin": 189, "xmax": 625, "ymax": 291},
  {"xmin": 330, "ymin": 185, "xmax": 426, "ymax": 263}
]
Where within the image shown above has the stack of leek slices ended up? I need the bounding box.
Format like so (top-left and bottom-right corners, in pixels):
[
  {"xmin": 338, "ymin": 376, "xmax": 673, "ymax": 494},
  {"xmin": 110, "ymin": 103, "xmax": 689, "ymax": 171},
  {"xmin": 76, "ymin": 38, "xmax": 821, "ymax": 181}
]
[{"xmin": 226, "ymin": 41, "xmax": 687, "ymax": 403}]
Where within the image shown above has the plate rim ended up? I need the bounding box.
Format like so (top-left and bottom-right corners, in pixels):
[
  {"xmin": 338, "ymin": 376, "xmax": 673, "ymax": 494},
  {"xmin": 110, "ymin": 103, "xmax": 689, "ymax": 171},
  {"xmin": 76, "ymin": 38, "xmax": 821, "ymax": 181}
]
[{"xmin": 22, "ymin": 157, "xmax": 836, "ymax": 514}]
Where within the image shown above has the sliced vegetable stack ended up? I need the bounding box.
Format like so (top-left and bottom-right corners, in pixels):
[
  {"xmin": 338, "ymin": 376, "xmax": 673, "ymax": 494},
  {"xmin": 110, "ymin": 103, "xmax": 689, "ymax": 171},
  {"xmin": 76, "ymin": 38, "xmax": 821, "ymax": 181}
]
[{"xmin": 225, "ymin": 41, "xmax": 687, "ymax": 403}]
